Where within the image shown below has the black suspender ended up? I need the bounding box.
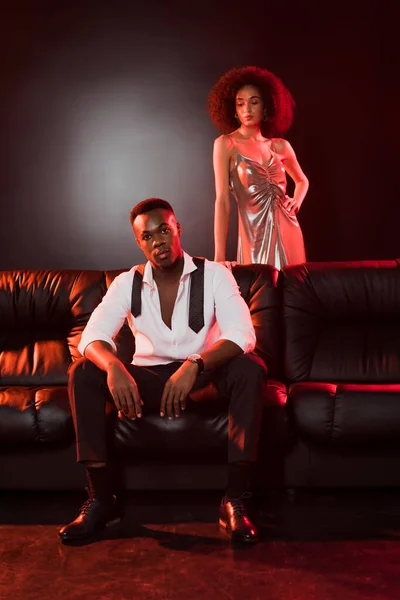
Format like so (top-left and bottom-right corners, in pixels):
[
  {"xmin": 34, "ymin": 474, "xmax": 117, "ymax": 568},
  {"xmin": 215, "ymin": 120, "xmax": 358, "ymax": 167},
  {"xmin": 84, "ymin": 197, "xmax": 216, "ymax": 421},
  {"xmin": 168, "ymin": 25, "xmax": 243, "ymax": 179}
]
[{"xmin": 131, "ymin": 257, "xmax": 205, "ymax": 333}]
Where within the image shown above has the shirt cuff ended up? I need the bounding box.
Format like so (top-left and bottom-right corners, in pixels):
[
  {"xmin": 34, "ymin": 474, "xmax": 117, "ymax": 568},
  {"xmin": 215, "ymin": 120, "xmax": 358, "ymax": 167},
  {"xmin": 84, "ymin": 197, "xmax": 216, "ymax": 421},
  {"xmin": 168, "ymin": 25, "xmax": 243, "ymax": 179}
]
[
  {"xmin": 78, "ymin": 333, "xmax": 118, "ymax": 357},
  {"xmin": 219, "ymin": 331, "xmax": 255, "ymax": 354}
]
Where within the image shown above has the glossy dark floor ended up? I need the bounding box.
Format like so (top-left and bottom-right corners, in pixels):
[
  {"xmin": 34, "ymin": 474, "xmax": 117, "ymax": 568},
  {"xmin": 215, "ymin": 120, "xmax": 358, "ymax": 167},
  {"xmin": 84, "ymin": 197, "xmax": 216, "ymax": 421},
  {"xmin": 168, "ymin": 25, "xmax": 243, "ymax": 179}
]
[{"xmin": 1, "ymin": 489, "xmax": 400, "ymax": 600}]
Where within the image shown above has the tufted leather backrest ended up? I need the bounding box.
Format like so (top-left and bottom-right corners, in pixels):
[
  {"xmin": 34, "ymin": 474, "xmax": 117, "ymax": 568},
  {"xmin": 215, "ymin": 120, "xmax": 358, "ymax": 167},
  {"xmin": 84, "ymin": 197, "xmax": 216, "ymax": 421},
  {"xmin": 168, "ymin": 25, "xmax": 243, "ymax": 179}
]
[
  {"xmin": 106, "ymin": 263, "xmax": 281, "ymax": 377},
  {"xmin": 0, "ymin": 264, "xmax": 280, "ymax": 386},
  {"xmin": 0, "ymin": 270, "xmax": 106, "ymax": 385},
  {"xmin": 282, "ymin": 261, "xmax": 400, "ymax": 382}
]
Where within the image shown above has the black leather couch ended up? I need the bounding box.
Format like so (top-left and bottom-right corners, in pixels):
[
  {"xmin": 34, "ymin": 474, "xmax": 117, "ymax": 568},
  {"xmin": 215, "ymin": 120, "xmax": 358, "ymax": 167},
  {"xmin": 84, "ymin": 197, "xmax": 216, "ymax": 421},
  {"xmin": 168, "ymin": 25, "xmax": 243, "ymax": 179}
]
[
  {"xmin": 282, "ymin": 261, "xmax": 400, "ymax": 487},
  {"xmin": 1, "ymin": 261, "xmax": 400, "ymax": 491}
]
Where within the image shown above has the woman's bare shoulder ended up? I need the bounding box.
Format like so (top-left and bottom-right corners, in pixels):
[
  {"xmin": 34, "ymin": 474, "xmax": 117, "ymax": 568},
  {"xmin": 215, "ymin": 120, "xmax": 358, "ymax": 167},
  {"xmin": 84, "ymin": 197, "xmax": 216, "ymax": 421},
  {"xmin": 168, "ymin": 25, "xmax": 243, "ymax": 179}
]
[
  {"xmin": 214, "ymin": 133, "xmax": 234, "ymax": 153},
  {"xmin": 270, "ymin": 137, "xmax": 284, "ymax": 152},
  {"xmin": 270, "ymin": 137, "xmax": 294, "ymax": 156}
]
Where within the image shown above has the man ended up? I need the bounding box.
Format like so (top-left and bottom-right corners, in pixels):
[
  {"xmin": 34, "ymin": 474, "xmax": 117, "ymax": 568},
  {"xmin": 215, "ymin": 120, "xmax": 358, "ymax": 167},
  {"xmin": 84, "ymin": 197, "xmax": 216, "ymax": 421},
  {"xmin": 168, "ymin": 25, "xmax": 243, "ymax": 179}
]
[{"xmin": 59, "ymin": 198, "xmax": 266, "ymax": 544}]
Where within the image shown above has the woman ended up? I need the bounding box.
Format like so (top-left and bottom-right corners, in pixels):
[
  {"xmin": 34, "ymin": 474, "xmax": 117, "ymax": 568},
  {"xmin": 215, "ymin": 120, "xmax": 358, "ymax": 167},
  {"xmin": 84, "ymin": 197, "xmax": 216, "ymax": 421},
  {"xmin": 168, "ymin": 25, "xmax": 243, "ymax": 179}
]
[{"xmin": 208, "ymin": 66, "xmax": 309, "ymax": 268}]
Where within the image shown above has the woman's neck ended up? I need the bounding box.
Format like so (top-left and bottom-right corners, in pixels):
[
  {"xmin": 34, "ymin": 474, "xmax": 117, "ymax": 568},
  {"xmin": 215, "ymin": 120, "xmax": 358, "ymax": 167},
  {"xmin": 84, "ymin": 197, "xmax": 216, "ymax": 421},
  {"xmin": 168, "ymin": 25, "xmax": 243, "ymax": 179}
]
[{"xmin": 236, "ymin": 124, "xmax": 263, "ymax": 141}]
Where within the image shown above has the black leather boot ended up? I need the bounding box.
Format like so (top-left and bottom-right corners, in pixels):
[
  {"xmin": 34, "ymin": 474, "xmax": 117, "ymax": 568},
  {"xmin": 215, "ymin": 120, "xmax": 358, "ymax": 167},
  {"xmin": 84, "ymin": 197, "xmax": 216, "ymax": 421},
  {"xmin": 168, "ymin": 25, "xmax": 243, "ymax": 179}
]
[
  {"xmin": 219, "ymin": 494, "xmax": 258, "ymax": 543},
  {"xmin": 58, "ymin": 493, "xmax": 121, "ymax": 541}
]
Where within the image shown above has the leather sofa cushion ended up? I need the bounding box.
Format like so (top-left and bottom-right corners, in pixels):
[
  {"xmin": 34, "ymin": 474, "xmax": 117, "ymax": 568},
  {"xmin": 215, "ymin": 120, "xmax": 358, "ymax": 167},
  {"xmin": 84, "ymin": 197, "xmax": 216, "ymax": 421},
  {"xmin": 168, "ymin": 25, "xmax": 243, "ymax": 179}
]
[
  {"xmin": 0, "ymin": 386, "xmax": 73, "ymax": 444},
  {"xmin": 0, "ymin": 379, "xmax": 285, "ymax": 453},
  {"xmin": 114, "ymin": 379, "xmax": 286, "ymax": 457},
  {"xmin": 289, "ymin": 382, "xmax": 400, "ymax": 445}
]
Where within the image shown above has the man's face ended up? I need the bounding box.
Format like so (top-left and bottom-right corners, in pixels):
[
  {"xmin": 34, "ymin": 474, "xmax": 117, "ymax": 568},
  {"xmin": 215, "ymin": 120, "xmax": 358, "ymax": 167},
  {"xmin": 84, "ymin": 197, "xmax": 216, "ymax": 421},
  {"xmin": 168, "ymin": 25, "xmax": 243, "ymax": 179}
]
[{"xmin": 133, "ymin": 208, "xmax": 183, "ymax": 268}]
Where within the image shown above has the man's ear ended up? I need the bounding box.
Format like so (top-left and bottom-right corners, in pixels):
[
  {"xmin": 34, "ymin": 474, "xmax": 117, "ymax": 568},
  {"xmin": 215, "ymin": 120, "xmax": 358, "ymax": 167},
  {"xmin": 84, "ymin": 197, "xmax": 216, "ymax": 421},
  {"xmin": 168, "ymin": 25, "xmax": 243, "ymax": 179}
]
[{"xmin": 177, "ymin": 222, "xmax": 182, "ymax": 236}]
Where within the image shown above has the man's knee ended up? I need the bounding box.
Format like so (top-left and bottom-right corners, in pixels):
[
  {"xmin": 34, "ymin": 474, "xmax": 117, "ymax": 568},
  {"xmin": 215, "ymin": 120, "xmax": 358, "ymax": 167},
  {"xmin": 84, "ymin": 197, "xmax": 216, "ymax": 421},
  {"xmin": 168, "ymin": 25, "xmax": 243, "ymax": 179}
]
[
  {"xmin": 68, "ymin": 357, "xmax": 104, "ymax": 385},
  {"xmin": 231, "ymin": 353, "xmax": 267, "ymax": 380}
]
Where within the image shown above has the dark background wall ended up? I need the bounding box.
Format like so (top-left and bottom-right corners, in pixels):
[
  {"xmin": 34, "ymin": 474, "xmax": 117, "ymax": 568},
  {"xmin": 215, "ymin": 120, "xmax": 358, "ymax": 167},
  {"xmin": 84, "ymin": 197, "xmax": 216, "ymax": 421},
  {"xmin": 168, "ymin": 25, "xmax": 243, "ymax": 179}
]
[{"xmin": 0, "ymin": 0, "xmax": 396, "ymax": 270}]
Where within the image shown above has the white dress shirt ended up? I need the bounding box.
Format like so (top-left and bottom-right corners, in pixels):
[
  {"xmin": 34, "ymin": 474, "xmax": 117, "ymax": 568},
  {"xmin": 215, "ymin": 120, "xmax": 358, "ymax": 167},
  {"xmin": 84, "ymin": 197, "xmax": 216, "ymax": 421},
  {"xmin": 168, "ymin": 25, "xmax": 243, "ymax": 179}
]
[{"xmin": 78, "ymin": 252, "xmax": 256, "ymax": 366}]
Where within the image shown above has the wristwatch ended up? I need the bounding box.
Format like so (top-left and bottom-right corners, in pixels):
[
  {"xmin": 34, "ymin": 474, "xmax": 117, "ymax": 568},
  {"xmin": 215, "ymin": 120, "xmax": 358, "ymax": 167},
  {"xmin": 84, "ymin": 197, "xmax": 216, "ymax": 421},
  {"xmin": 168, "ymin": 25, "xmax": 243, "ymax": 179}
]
[{"xmin": 186, "ymin": 353, "xmax": 205, "ymax": 375}]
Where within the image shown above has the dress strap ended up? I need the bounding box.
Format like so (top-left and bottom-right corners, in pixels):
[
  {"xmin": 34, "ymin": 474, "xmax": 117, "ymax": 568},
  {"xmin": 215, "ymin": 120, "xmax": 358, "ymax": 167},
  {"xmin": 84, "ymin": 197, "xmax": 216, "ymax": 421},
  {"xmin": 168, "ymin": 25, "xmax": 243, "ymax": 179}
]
[{"xmin": 268, "ymin": 138, "xmax": 276, "ymax": 156}]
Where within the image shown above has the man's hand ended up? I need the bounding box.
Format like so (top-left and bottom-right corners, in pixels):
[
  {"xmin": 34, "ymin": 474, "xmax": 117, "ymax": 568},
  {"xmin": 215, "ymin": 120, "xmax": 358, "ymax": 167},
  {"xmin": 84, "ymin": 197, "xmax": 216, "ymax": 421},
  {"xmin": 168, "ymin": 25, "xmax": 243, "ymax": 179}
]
[
  {"xmin": 106, "ymin": 362, "xmax": 143, "ymax": 420},
  {"xmin": 160, "ymin": 361, "xmax": 198, "ymax": 419}
]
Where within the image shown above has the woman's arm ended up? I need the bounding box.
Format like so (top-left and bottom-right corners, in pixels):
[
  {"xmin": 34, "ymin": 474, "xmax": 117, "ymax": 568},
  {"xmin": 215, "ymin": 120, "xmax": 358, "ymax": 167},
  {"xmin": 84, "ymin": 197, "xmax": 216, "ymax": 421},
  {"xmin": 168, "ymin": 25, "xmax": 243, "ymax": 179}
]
[
  {"xmin": 213, "ymin": 135, "xmax": 232, "ymax": 261},
  {"xmin": 273, "ymin": 138, "xmax": 309, "ymax": 213}
]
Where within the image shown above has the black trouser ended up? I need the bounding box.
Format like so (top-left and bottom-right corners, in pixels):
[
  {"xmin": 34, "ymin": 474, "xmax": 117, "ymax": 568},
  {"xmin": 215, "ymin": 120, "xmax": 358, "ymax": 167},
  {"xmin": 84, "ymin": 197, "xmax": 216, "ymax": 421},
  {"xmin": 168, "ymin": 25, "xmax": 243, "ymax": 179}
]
[{"xmin": 68, "ymin": 354, "xmax": 267, "ymax": 464}]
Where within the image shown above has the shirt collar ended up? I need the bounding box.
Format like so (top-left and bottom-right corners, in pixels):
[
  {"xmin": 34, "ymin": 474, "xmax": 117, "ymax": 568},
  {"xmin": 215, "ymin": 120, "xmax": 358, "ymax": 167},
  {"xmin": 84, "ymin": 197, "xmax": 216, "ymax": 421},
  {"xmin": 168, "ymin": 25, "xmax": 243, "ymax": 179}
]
[{"xmin": 142, "ymin": 251, "xmax": 197, "ymax": 288}]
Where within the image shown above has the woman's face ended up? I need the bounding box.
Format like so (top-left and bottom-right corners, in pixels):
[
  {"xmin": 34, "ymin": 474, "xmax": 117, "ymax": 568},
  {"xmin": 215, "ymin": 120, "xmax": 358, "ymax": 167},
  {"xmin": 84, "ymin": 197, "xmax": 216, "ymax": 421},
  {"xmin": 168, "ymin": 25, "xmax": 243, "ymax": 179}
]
[{"xmin": 235, "ymin": 85, "xmax": 264, "ymax": 127}]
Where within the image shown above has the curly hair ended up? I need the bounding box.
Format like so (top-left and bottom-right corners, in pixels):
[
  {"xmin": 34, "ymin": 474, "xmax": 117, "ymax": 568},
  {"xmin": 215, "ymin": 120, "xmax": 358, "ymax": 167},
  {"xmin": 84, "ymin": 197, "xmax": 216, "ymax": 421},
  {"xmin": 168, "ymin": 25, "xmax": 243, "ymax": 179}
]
[{"xmin": 208, "ymin": 66, "xmax": 295, "ymax": 137}]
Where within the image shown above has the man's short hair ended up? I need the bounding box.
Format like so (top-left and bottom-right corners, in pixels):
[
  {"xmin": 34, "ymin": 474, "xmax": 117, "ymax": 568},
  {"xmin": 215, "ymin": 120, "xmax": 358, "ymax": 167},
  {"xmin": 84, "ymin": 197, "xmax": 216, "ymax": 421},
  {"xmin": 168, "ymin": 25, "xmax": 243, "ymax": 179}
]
[{"xmin": 130, "ymin": 198, "xmax": 175, "ymax": 226}]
